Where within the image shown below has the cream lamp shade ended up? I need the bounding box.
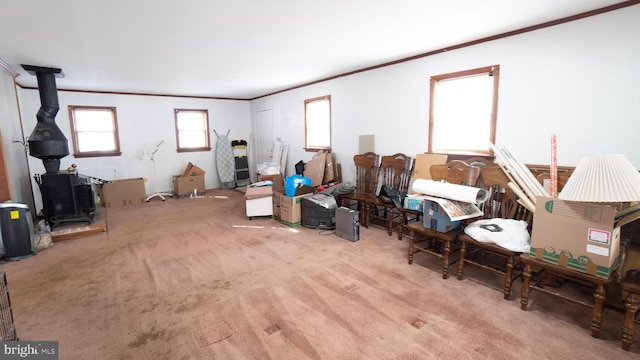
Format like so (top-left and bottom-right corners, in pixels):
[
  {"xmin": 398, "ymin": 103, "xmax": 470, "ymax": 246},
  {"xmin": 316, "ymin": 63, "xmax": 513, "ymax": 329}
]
[{"xmin": 558, "ymin": 154, "xmax": 640, "ymax": 202}]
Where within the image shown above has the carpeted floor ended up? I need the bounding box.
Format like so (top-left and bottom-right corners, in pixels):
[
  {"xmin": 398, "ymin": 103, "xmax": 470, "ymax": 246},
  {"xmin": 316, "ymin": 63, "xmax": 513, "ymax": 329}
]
[{"xmin": 0, "ymin": 188, "xmax": 638, "ymax": 359}]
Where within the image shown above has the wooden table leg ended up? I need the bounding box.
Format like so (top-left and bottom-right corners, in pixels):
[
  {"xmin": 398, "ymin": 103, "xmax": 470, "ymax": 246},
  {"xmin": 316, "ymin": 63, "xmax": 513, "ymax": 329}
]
[
  {"xmin": 622, "ymin": 292, "xmax": 639, "ymax": 350},
  {"xmin": 520, "ymin": 263, "xmax": 531, "ymax": 310},
  {"xmin": 408, "ymin": 230, "xmax": 415, "ymax": 265},
  {"xmin": 442, "ymin": 240, "xmax": 450, "ymax": 279},
  {"xmin": 591, "ymin": 284, "xmax": 606, "ymax": 338}
]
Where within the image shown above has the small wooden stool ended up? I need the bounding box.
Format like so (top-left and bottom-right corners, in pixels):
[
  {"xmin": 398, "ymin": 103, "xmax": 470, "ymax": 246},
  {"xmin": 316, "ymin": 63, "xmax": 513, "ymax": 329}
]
[{"xmin": 621, "ymin": 268, "xmax": 640, "ymax": 351}]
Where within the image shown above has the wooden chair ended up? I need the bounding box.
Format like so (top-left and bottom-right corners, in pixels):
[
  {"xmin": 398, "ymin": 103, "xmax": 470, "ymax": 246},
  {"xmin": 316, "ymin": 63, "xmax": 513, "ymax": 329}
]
[
  {"xmin": 620, "ymin": 268, "xmax": 640, "ymax": 351},
  {"xmin": 398, "ymin": 160, "xmax": 482, "ymax": 240},
  {"xmin": 456, "ymin": 162, "xmax": 532, "ymax": 299},
  {"xmin": 407, "ymin": 160, "xmax": 481, "ymax": 279},
  {"xmin": 340, "ymin": 152, "xmax": 380, "ymax": 224},
  {"xmin": 363, "ymin": 153, "xmax": 413, "ymax": 236}
]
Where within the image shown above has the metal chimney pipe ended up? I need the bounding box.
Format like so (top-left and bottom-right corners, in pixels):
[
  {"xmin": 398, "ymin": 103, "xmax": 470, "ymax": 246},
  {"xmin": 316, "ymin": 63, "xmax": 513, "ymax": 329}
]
[{"xmin": 22, "ymin": 65, "xmax": 70, "ymax": 174}]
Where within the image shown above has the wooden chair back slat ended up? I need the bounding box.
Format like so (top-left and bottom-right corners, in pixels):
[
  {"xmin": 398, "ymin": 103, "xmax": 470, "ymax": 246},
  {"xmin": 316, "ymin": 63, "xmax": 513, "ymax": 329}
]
[
  {"xmin": 352, "ymin": 152, "xmax": 380, "ymax": 195},
  {"xmin": 430, "ymin": 160, "xmax": 481, "ymax": 186},
  {"xmin": 379, "ymin": 153, "xmax": 413, "ymax": 194}
]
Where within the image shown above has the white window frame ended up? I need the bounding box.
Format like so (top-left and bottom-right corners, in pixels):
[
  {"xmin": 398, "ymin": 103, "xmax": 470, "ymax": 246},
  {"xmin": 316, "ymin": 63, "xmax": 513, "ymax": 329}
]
[
  {"xmin": 304, "ymin": 95, "xmax": 331, "ymax": 151},
  {"xmin": 174, "ymin": 109, "xmax": 211, "ymax": 152},
  {"xmin": 68, "ymin": 105, "xmax": 121, "ymax": 157},
  {"xmin": 429, "ymin": 65, "xmax": 499, "ymax": 156}
]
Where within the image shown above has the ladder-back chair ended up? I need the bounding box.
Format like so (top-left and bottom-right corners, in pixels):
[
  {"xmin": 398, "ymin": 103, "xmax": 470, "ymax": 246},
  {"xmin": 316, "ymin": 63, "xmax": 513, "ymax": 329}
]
[
  {"xmin": 456, "ymin": 162, "xmax": 533, "ymax": 299},
  {"xmin": 398, "ymin": 159, "xmax": 484, "ymax": 240},
  {"xmin": 340, "ymin": 152, "xmax": 380, "ymax": 224},
  {"xmin": 407, "ymin": 160, "xmax": 481, "ymax": 279},
  {"xmin": 363, "ymin": 153, "xmax": 413, "ymax": 236}
]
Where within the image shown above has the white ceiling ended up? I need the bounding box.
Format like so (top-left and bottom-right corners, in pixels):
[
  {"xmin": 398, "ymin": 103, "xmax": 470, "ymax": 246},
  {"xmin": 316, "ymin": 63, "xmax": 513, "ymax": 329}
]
[{"xmin": 0, "ymin": 0, "xmax": 629, "ymax": 99}]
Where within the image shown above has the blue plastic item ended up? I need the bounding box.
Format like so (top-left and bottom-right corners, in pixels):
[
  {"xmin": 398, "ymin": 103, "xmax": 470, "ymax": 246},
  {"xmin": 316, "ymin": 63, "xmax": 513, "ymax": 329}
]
[{"xmin": 285, "ymin": 175, "xmax": 312, "ymax": 197}]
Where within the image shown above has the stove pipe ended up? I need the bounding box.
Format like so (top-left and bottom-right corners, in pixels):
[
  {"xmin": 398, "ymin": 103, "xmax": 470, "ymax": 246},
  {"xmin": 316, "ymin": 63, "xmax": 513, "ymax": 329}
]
[{"xmin": 22, "ymin": 65, "xmax": 70, "ymax": 174}]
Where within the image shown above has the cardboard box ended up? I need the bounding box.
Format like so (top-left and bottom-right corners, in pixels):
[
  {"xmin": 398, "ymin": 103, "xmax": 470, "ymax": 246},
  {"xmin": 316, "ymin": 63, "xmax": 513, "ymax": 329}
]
[
  {"xmin": 404, "ymin": 194, "xmax": 430, "ymax": 212},
  {"xmin": 183, "ymin": 162, "xmax": 206, "ymax": 177},
  {"xmin": 529, "ymin": 197, "xmax": 640, "ymax": 278},
  {"xmin": 421, "ymin": 195, "xmax": 482, "ymax": 232},
  {"xmin": 280, "ymin": 193, "xmax": 313, "ymax": 227},
  {"xmin": 101, "ymin": 178, "xmax": 146, "ymax": 208},
  {"xmin": 272, "ymin": 191, "xmax": 282, "ymax": 220},
  {"xmin": 258, "ymin": 174, "xmax": 284, "ymax": 193},
  {"xmin": 304, "ymin": 151, "xmax": 326, "ymax": 187},
  {"xmin": 423, "ymin": 198, "xmax": 462, "ymax": 232},
  {"xmin": 324, "ymin": 152, "xmax": 336, "ymax": 183},
  {"xmin": 173, "ymin": 175, "xmax": 205, "ymax": 198},
  {"xmin": 412, "ymin": 153, "xmax": 448, "ymax": 182}
]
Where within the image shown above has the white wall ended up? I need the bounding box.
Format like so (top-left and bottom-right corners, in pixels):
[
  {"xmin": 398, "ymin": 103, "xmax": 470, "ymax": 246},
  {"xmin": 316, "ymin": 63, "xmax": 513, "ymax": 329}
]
[
  {"xmin": 18, "ymin": 88, "xmax": 250, "ymax": 211},
  {"xmin": 250, "ymin": 6, "xmax": 640, "ymax": 184},
  {"xmin": 14, "ymin": 6, "xmax": 640, "ymax": 213}
]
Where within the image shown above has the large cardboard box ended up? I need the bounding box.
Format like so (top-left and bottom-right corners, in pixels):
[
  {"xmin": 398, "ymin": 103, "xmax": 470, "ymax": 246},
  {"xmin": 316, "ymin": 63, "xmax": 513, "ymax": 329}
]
[
  {"xmin": 530, "ymin": 197, "xmax": 640, "ymax": 279},
  {"xmin": 280, "ymin": 193, "xmax": 313, "ymax": 227},
  {"xmin": 258, "ymin": 174, "xmax": 284, "ymax": 193},
  {"xmin": 304, "ymin": 151, "xmax": 326, "ymax": 186},
  {"xmin": 412, "ymin": 153, "xmax": 448, "ymax": 182},
  {"xmin": 173, "ymin": 175, "xmax": 205, "ymax": 197},
  {"xmin": 101, "ymin": 178, "xmax": 146, "ymax": 208}
]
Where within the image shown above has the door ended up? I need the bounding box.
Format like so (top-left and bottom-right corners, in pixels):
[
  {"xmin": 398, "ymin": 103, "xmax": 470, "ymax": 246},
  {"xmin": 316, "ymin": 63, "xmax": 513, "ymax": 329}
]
[{"xmin": 254, "ymin": 109, "xmax": 274, "ymax": 166}]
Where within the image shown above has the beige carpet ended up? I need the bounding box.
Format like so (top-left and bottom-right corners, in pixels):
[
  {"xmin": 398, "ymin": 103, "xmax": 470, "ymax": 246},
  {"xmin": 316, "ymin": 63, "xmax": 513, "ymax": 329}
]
[{"xmin": 0, "ymin": 188, "xmax": 637, "ymax": 359}]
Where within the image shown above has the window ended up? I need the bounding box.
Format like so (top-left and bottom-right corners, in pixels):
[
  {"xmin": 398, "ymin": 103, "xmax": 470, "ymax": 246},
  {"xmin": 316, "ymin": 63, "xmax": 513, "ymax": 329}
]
[
  {"xmin": 174, "ymin": 109, "xmax": 211, "ymax": 152},
  {"xmin": 304, "ymin": 95, "xmax": 331, "ymax": 151},
  {"xmin": 429, "ymin": 65, "xmax": 499, "ymax": 155},
  {"xmin": 68, "ymin": 106, "xmax": 121, "ymax": 157}
]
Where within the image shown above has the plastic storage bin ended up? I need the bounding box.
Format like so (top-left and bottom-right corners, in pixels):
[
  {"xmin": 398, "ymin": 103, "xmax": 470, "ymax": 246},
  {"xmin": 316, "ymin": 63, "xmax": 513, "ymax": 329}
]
[{"xmin": 0, "ymin": 202, "xmax": 35, "ymax": 261}]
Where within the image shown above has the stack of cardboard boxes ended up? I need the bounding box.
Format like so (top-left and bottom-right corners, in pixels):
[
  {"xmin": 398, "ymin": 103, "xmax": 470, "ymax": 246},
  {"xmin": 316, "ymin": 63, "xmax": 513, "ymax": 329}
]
[{"xmin": 273, "ymin": 151, "xmax": 338, "ymax": 227}]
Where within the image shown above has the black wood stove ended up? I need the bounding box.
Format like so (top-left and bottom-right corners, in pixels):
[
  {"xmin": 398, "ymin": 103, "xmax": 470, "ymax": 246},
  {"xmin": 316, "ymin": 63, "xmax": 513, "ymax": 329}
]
[{"xmin": 23, "ymin": 65, "xmax": 96, "ymax": 229}]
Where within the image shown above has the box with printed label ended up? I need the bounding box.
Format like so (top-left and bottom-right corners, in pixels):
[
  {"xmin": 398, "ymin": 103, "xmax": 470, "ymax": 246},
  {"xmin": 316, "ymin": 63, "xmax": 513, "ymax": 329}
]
[
  {"xmin": 423, "ymin": 199, "xmax": 462, "ymax": 233},
  {"xmin": 421, "ymin": 195, "xmax": 483, "ymax": 233},
  {"xmin": 530, "ymin": 197, "xmax": 640, "ymax": 279}
]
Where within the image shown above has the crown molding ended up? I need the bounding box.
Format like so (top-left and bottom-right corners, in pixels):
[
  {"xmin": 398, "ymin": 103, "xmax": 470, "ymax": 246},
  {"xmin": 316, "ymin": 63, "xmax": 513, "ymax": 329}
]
[{"xmin": 0, "ymin": 59, "xmax": 19, "ymax": 78}]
